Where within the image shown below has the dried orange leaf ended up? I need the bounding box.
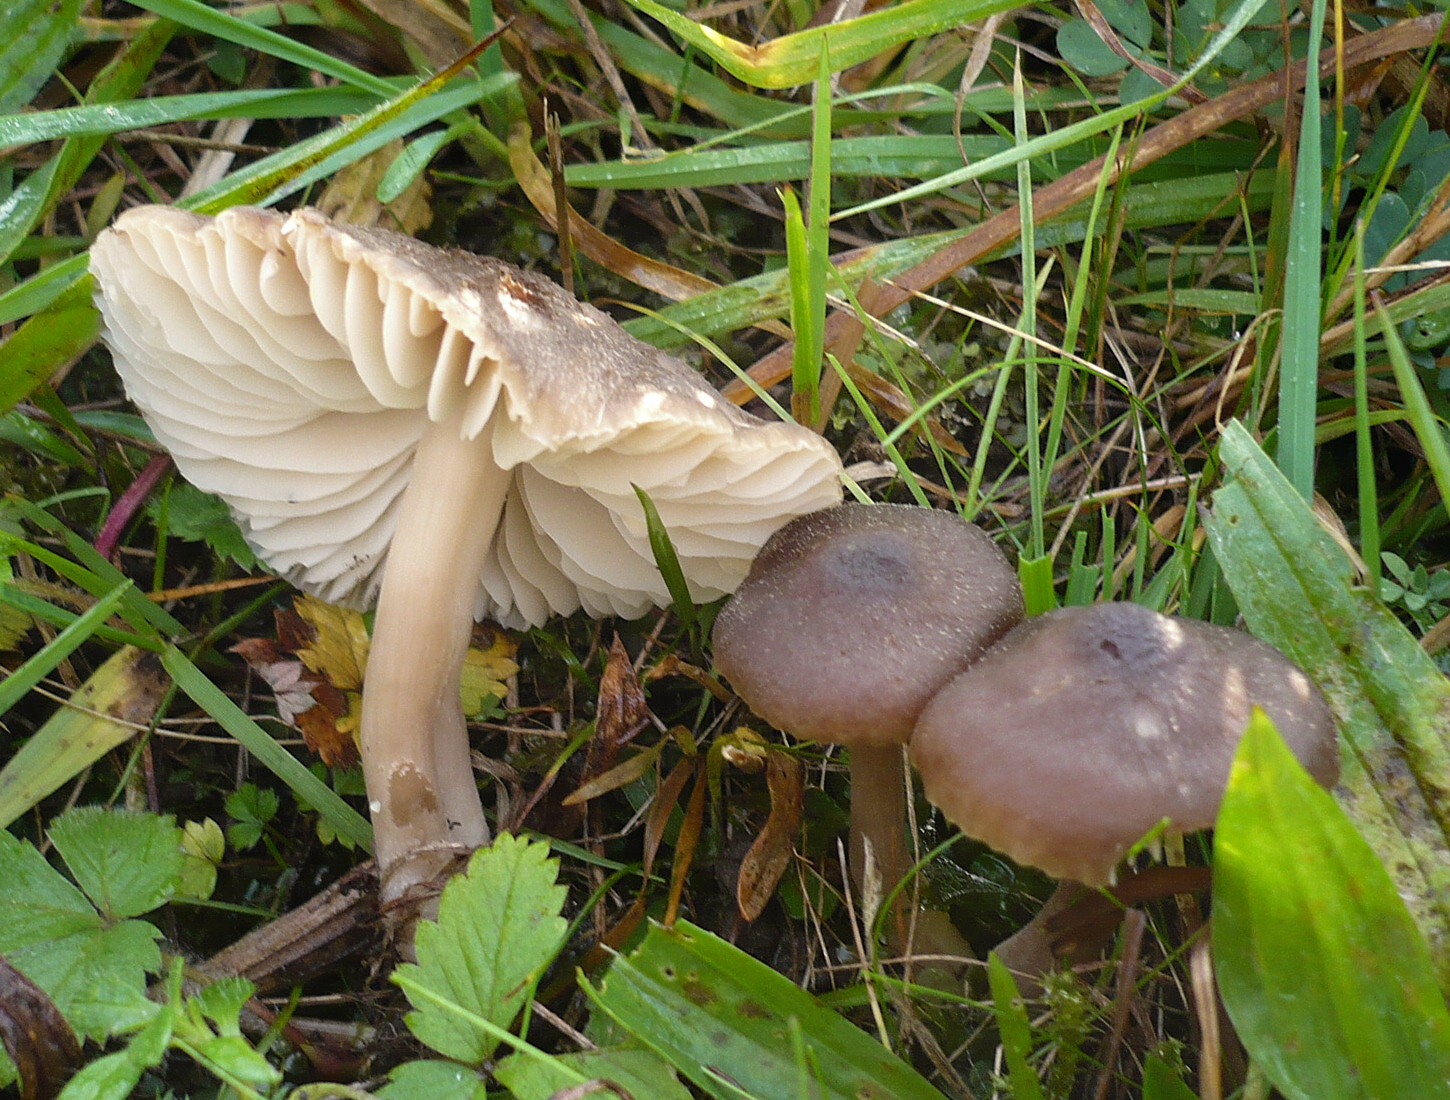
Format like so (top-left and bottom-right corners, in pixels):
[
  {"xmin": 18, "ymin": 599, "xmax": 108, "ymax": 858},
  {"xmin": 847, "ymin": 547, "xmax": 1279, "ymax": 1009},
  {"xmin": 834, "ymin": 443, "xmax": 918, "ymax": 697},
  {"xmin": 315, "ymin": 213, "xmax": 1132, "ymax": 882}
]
[{"xmin": 736, "ymin": 749, "xmax": 804, "ymax": 921}]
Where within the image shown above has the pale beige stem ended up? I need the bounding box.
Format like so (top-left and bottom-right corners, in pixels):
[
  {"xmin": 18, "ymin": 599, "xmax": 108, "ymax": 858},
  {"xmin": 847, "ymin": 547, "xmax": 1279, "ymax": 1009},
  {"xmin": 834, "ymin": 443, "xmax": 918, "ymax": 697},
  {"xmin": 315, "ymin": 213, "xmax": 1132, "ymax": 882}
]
[{"xmin": 361, "ymin": 414, "xmax": 510, "ymax": 906}]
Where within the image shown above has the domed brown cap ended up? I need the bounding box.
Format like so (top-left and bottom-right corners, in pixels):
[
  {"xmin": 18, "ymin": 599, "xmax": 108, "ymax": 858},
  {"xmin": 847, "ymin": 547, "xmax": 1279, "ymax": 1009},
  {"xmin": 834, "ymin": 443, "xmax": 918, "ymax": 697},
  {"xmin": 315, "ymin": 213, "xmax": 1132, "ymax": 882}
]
[
  {"xmin": 712, "ymin": 503, "xmax": 1024, "ymax": 746},
  {"xmin": 909, "ymin": 602, "xmax": 1340, "ymax": 885}
]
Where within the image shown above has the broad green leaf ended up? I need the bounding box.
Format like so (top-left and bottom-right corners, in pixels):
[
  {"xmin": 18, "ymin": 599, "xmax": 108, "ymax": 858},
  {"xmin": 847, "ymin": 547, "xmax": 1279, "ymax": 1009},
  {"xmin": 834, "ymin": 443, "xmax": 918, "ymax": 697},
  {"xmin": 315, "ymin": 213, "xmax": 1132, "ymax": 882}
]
[
  {"xmin": 49, "ymin": 807, "xmax": 184, "ymax": 921},
  {"xmin": 147, "ymin": 482, "xmax": 258, "ymax": 570},
  {"xmin": 584, "ymin": 919, "xmax": 949, "ymax": 1100},
  {"xmin": 1214, "ymin": 711, "xmax": 1450, "ymax": 1100},
  {"xmin": 0, "ymin": 0, "xmax": 84, "ymax": 114},
  {"xmin": 394, "ymin": 833, "xmax": 569, "ymax": 1063},
  {"xmin": 1142, "ymin": 1055, "xmax": 1199, "ymax": 1100},
  {"xmin": 1204, "ymin": 421, "xmax": 1450, "ymax": 984},
  {"xmin": 55, "ymin": 999, "xmax": 173, "ymax": 1100},
  {"xmin": 494, "ymin": 1045, "xmax": 693, "ymax": 1100}
]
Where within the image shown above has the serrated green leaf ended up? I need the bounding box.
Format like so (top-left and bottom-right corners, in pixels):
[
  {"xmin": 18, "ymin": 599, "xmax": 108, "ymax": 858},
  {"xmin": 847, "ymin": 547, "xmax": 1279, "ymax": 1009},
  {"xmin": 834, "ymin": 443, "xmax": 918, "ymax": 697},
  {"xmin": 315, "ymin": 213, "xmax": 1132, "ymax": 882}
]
[
  {"xmin": 0, "ymin": 0, "xmax": 84, "ymax": 115},
  {"xmin": 49, "ymin": 806, "xmax": 184, "ymax": 921},
  {"xmin": 1214, "ymin": 711, "xmax": 1450, "ymax": 1100},
  {"xmin": 379, "ymin": 1059, "xmax": 488, "ymax": 1100},
  {"xmin": 584, "ymin": 919, "xmax": 949, "ymax": 1100},
  {"xmin": 394, "ymin": 833, "xmax": 568, "ymax": 1063},
  {"xmin": 493, "ymin": 1045, "xmax": 693, "ymax": 1100},
  {"xmin": 0, "ymin": 809, "xmax": 182, "ymax": 1040},
  {"xmin": 55, "ymin": 1001, "xmax": 173, "ymax": 1100},
  {"xmin": 148, "ymin": 482, "xmax": 257, "ymax": 570}
]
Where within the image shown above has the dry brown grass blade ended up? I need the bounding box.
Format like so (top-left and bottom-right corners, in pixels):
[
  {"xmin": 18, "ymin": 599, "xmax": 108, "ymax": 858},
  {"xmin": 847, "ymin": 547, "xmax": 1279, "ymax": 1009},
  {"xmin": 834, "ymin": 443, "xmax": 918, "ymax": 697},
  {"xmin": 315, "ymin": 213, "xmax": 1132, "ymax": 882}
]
[
  {"xmin": 740, "ymin": 12, "xmax": 1450, "ymax": 393},
  {"xmin": 505, "ymin": 122, "xmax": 726, "ymax": 303},
  {"xmin": 665, "ymin": 765, "xmax": 708, "ymax": 925}
]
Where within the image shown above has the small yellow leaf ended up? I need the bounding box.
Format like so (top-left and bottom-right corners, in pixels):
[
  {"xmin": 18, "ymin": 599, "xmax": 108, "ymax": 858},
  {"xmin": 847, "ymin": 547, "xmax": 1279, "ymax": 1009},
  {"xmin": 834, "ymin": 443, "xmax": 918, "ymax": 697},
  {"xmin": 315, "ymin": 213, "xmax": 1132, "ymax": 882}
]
[
  {"xmin": 460, "ymin": 628, "xmax": 519, "ymax": 717},
  {"xmin": 292, "ymin": 595, "xmax": 370, "ymax": 691}
]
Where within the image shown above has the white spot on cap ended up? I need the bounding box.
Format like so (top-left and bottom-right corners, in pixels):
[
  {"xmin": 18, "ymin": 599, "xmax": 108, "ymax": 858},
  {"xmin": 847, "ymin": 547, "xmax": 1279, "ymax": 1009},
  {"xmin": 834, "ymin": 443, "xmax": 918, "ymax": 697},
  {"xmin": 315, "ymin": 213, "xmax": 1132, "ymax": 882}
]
[
  {"xmin": 369, "ymin": 800, "xmax": 382, "ymax": 814},
  {"xmin": 500, "ymin": 291, "xmax": 540, "ymax": 328}
]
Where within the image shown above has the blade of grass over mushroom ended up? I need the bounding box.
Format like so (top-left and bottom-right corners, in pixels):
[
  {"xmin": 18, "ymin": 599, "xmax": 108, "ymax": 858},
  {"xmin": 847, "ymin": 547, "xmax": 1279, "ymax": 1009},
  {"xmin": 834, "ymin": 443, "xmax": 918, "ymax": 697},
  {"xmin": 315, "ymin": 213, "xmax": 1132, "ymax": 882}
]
[
  {"xmin": 159, "ymin": 646, "xmax": 374, "ymax": 852},
  {"xmin": 182, "ymin": 62, "xmax": 509, "ymax": 211},
  {"xmin": 1275, "ymin": 0, "xmax": 1327, "ymax": 500},
  {"xmin": 632, "ymin": 486, "xmax": 698, "ymax": 639},
  {"xmin": 583, "ymin": 920, "xmax": 951, "ymax": 1100},
  {"xmin": 1205, "ymin": 421, "xmax": 1450, "ymax": 982},
  {"xmin": 1374, "ymin": 293, "xmax": 1450, "ymax": 512},
  {"xmin": 615, "ymin": 0, "xmax": 1020, "ymax": 89},
  {"xmin": 1214, "ymin": 710, "xmax": 1450, "ymax": 1099}
]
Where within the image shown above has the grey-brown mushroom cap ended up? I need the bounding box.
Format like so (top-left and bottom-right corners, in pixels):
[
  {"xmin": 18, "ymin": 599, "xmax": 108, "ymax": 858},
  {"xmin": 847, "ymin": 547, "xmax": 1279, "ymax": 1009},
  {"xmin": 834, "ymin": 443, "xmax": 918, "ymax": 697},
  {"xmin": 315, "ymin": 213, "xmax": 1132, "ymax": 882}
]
[
  {"xmin": 909, "ymin": 602, "xmax": 1340, "ymax": 885},
  {"xmin": 712, "ymin": 503, "xmax": 1025, "ymax": 746},
  {"xmin": 90, "ymin": 205, "xmax": 843, "ymax": 628}
]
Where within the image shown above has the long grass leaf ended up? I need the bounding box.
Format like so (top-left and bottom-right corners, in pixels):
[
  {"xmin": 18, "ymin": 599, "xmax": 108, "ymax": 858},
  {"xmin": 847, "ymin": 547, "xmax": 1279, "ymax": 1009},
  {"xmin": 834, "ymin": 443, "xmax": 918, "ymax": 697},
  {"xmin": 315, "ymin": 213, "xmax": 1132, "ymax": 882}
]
[
  {"xmin": 160, "ymin": 646, "xmax": 374, "ymax": 851},
  {"xmin": 0, "ymin": 582, "xmax": 131, "ymax": 716},
  {"xmin": 1276, "ymin": 0, "xmax": 1328, "ymax": 497}
]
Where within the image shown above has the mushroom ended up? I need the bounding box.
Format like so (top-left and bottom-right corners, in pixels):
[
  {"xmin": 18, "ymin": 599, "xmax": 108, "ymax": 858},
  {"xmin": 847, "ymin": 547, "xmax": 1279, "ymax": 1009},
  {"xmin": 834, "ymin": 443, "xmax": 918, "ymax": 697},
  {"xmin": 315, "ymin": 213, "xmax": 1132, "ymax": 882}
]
[
  {"xmin": 90, "ymin": 205, "xmax": 844, "ymax": 910},
  {"xmin": 909, "ymin": 602, "xmax": 1339, "ymax": 888},
  {"xmin": 712, "ymin": 502, "xmax": 1023, "ymax": 954}
]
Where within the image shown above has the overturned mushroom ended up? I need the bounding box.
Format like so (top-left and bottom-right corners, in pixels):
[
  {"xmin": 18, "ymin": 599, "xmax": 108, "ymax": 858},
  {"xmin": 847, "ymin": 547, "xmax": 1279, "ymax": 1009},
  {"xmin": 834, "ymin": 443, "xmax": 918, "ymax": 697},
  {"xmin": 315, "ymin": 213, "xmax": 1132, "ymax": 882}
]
[
  {"xmin": 713, "ymin": 503, "xmax": 1022, "ymax": 954},
  {"xmin": 91, "ymin": 205, "xmax": 843, "ymax": 911}
]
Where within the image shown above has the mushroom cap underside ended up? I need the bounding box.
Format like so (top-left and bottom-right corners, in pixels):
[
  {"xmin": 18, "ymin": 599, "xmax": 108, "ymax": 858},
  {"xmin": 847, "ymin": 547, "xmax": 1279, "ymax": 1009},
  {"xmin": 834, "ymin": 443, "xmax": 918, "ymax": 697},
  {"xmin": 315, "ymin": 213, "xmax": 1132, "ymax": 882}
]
[
  {"xmin": 91, "ymin": 205, "xmax": 844, "ymax": 628},
  {"xmin": 909, "ymin": 602, "xmax": 1340, "ymax": 885},
  {"xmin": 713, "ymin": 503, "xmax": 1025, "ymax": 746}
]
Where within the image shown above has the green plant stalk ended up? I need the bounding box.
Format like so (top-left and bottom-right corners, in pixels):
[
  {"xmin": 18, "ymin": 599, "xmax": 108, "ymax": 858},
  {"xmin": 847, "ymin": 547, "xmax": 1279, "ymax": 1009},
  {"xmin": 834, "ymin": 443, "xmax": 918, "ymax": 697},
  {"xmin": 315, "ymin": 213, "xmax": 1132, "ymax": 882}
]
[
  {"xmin": 783, "ymin": 188, "xmax": 818, "ymax": 425},
  {"xmin": 1352, "ymin": 227, "xmax": 1380, "ymax": 591},
  {"xmin": 1015, "ymin": 56, "xmax": 1044, "ymax": 563},
  {"xmin": 828, "ymin": 355, "xmax": 930, "ymax": 507},
  {"xmin": 1276, "ymin": 0, "xmax": 1327, "ymax": 498}
]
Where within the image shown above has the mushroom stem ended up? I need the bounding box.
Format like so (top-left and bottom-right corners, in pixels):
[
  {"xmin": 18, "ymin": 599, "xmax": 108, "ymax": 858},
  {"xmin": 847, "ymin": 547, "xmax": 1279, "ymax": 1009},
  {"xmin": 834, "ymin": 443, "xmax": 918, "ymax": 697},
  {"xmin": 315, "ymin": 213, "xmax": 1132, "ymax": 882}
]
[
  {"xmin": 361, "ymin": 413, "xmax": 510, "ymax": 906},
  {"xmin": 849, "ymin": 745, "xmax": 974, "ymax": 966}
]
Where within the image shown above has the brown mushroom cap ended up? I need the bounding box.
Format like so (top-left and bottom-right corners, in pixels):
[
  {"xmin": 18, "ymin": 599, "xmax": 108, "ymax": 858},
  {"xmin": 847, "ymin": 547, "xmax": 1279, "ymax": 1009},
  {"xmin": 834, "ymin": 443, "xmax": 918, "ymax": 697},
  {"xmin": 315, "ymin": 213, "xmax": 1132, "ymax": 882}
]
[
  {"xmin": 712, "ymin": 503, "xmax": 1024, "ymax": 747},
  {"xmin": 909, "ymin": 602, "xmax": 1340, "ymax": 885}
]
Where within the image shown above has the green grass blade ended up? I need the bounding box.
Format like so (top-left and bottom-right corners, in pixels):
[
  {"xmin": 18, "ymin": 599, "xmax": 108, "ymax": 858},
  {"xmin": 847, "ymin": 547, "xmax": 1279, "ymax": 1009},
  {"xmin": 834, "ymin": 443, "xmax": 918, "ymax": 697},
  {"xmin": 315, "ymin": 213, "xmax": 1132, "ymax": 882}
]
[
  {"xmin": 1375, "ymin": 294, "xmax": 1450, "ymax": 518},
  {"xmin": 0, "ymin": 581, "xmax": 131, "ymax": 717},
  {"xmin": 159, "ymin": 646, "xmax": 373, "ymax": 852},
  {"xmin": 128, "ymin": 0, "xmax": 397, "ymax": 96},
  {"xmin": 1275, "ymin": 0, "xmax": 1327, "ymax": 498},
  {"xmin": 632, "ymin": 485, "xmax": 698, "ymax": 639}
]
